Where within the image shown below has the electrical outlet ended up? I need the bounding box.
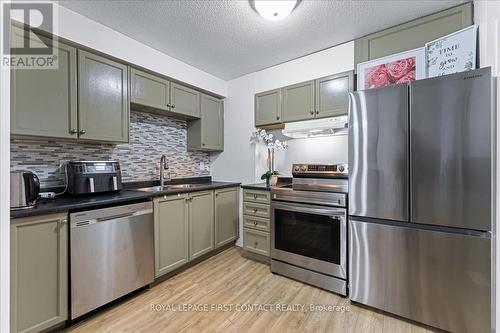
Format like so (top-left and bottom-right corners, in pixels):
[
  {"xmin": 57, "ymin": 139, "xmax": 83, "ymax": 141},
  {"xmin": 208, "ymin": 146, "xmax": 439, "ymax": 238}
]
[{"xmin": 199, "ymin": 162, "xmax": 205, "ymax": 170}]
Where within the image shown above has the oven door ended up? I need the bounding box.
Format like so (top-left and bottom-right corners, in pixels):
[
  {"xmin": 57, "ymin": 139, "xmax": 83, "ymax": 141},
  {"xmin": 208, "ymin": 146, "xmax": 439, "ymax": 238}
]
[{"xmin": 271, "ymin": 200, "xmax": 346, "ymax": 279}]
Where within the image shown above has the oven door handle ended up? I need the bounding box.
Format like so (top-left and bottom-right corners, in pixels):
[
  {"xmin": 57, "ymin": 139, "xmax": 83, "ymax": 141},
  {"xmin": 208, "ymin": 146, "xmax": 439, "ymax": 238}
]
[{"xmin": 272, "ymin": 201, "xmax": 345, "ymax": 218}]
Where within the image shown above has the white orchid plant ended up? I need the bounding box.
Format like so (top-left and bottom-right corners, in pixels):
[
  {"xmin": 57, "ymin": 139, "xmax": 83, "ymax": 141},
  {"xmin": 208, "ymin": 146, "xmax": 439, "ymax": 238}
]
[
  {"xmin": 250, "ymin": 129, "xmax": 288, "ymax": 150},
  {"xmin": 250, "ymin": 129, "xmax": 288, "ymax": 183}
]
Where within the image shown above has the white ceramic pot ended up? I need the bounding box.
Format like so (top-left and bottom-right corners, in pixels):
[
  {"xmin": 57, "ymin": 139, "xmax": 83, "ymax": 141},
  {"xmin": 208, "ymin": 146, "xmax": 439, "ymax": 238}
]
[{"xmin": 269, "ymin": 175, "xmax": 279, "ymax": 186}]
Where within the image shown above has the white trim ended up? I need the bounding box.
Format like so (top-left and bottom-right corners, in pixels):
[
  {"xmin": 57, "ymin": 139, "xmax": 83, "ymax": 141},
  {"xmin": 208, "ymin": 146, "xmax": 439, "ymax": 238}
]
[{"xmin": 0, "ymin": 1, "xmax": 11, "ymax": 331}]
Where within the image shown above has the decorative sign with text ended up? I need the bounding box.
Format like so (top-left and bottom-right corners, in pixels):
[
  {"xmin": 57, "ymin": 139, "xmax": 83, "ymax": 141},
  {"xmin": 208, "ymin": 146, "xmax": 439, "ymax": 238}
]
[{"xmin": 426, "ymin": 25, "xmax": 477, "ymax": 78}]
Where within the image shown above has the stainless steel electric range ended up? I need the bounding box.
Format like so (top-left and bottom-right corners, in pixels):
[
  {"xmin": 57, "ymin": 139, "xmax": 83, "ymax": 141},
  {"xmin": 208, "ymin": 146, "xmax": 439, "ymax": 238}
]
[{"xmin": 270, "ymin": 163, "xmax": 348, "ymax": 296}]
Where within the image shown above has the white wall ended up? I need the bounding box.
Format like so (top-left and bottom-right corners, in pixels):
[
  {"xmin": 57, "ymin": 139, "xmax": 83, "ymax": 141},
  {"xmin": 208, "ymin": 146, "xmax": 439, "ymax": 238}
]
[
  {"xmin": 254, "ymin": 42, "xmax": 354, "ymax": 94},
  {"xmin": 0, "ymin": 72, "xmax": 10, "ymax": 333},
  {"xmin": 211, "ymin": 42, "xmax": 354, "ymax": 245},
  {"xmin": 0, "ymin": 6, "xmax": 10, "ymax": 332},
  {"xmin": 475, "ymin": 0, "xmax": 500, "ymax": 328},
  {"xmin": 275, "ymin": 135, "xmax": 348, "ymax": 176},
  {"xmin": 210, "ymin": 74, "xmax": 256, "ymax": 246},
  {"xmin": 253, "ymin": 42, "xmax": 354, "ymax": 180},
  {"xmin": 11, "ymin": 2, "xmax": 228, "ymax": 97}
]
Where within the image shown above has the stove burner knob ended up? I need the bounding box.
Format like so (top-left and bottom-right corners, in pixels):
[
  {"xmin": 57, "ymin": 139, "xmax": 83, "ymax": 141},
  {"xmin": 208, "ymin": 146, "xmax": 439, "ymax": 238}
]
[
  {"xmin": 338, "ymin": 165, "xmax": 345, "ymax": 172},
  {"xmin": 293, "ymin": 165, "xmax": 300, "ymax": 172},
  {"xmin": 300, "ymin": 165, "xmax": 307, "ymax": 172}
]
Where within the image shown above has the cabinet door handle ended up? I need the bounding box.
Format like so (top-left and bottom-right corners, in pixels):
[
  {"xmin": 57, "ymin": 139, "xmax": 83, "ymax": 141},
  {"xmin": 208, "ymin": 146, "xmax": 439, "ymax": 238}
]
[
  {"xmin": 253, "ymin": 194, "xmax": 257, "ymax": 199},
  {"xmin": 276, "ymin": 116, "xmax": 280, "ymax": 120},
  {"xmin": 253, "ymin": 221, "xmax": 258, "ymax": 226},
  {"xmin": 253, "ymin": 208, "xmax": 258, "ymax": 213},
  {"xmin": 70, "ymin": 129, "xmax": 78, "ymax": 134},
  {"xmin": 254, "ymin": 241, "xmax": 258, "ymax": 247},
  {"xmin": 315, "ymin": 110, "xmax": 319, "ymax": 115},
  {"xmin": 171, "ymin": 104, "xmax": 175, "ymax": 109},
  {"xmin": 79, "ymin": 130, "xmax": 86, "ymax": 135},
  {"xmin": 202, "ymin": 143, "xmax": 205, "ymax": 146},
  {"xmin": 310, "ymin": 110, "xmax": 314, "ymax": 115},
  {"xmin": 167, "ymin": 103, "xmax": 171, "ymax": 108}
]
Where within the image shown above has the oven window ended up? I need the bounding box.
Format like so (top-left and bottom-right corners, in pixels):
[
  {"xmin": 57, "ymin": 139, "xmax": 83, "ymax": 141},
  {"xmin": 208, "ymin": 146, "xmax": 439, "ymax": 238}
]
[{"xmin": 274, "ymin": 209, "xmax": 341, "ymax": 264}]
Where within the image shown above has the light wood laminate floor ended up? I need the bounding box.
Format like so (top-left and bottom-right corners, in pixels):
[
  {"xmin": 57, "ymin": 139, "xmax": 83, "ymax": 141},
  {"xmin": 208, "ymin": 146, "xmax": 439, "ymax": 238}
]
[{"xmin": 64, "ymin": 247, "xmax": 439, "ymax": 333}]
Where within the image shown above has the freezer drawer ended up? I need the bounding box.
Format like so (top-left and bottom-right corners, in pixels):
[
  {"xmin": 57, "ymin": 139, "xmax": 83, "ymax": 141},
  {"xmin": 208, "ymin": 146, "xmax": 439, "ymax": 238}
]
[
  {"xmin": 410, "ymin": 68, "xmax": 492, "ymax": 231},
  {"xmin": 348, "ymin": 84, "xmax": 409, "ymax": 221},
  {"xmin": 349, "ymin": 218, "xmax": 491, "ymax": 333}
]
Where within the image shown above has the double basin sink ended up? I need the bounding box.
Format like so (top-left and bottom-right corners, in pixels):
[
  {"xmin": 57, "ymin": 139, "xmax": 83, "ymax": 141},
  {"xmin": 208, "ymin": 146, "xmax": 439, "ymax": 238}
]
[{"xmin": 136, "ymin": 183, "xmax": 206, "ymax": 193}]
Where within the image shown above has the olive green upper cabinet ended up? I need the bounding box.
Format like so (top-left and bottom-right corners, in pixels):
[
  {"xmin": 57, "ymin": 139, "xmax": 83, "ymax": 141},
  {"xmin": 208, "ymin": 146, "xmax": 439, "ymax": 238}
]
[
  {"xmin": 154, "ymin": 194, "xmax": 189, "ymax": 277},
  {"xmin": 189, "ymin": 191, "xmax": 215, "ymax": 260},
  {"xmin": 130, "ymin": 67, "xmax": 170, "ymax": 111},
  {"xmin": 11, "ymin": 212, "xmax": 68, "ymax": 333},
  {"xmin": 354, "ymin": 3, "xmax": 473, "ymax": 67},
  {"xmin": 78, "ymin": 50, "xmax": 129, "ymax": 142},
  {"xmin": 11, "ymin": 27, "xmax": 78, "ymax": 139},
  {"xmin": 215, "ymin": 187, "xmax": 239, "ymax": 248},
  {"xmin": 282, "ymin": 81, "xmax": 315, "ymax": 122},
  {"xmin": 187, "ymin": 94, "xmax": 224, "ymax": 152},
  {"xmin": 130, "ymin": 68, "xmax": 200, "ymax": 119},
  {"xmin": 315, "ymin": 71, "xmax": 354, "ymax": 118},
  {"xmin": 170, "ymin": 82, "xmax": 200, "ymax": 118},
  {"xmin": 255, "ymin": 88, "xmax": 282, "ymax": 126}
]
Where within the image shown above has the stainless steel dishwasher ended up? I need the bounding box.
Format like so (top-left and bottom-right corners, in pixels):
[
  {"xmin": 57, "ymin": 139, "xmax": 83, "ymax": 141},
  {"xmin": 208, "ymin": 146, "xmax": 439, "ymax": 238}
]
[{"xmin": 70, "ymin": 201, "xmax": 154, "ymax": 319}]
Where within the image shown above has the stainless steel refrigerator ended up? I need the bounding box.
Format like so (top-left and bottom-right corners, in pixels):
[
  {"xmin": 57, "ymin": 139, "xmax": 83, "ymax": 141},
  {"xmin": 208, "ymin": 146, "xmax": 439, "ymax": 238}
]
[{"xmin": 348, "ymin": 67, "xmax": 493, "ymax": 333}]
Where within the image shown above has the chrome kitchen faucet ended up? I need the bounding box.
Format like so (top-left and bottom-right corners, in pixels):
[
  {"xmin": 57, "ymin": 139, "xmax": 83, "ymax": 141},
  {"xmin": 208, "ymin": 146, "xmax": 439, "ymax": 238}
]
[{"xmin": 159, "ymin": 155, "xmax": 171, "ymax": 186}]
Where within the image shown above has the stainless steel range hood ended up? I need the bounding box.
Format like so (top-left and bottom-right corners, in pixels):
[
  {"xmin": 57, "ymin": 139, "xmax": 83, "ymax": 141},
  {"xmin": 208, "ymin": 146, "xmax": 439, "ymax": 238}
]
[{"xmin": 281, "ymin": 116, "xmax": 348, "ymax": 139}]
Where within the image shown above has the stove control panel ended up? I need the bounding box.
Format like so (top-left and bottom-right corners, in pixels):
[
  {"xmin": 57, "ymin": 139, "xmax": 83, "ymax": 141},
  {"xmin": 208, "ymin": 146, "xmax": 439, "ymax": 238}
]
[{"xmin": 292, "ymin": 163, "xmax": 348, "ymax": 178}]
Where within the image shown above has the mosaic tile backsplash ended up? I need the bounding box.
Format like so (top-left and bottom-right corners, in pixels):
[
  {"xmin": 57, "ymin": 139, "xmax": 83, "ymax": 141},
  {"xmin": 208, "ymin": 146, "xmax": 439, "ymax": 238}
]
[{"xmin": 11, "ymin": 110, "xmax": 211, "ymax": 188}]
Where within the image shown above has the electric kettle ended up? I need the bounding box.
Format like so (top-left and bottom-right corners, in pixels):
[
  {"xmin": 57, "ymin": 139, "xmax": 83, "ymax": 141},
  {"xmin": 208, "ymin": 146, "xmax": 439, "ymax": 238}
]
[{"xmin": 10, "ymin": 171, "xmax": 40, "ymax": 209}]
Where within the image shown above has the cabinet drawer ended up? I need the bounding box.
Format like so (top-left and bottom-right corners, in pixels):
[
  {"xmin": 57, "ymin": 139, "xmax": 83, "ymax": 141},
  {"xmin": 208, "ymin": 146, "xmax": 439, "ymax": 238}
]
[
  {"xmin": 243, "ymin": 215, "xmax": 270, "ymax": 232},
  {"xmin": 243, "ymin": 228, "xmax": 270, "ymax": 256},
  {"xmin": 243, "ymin": 189, "xmax": 270, "ymax": 204},
  {"xmin": 243, "ymin": 202, "xmax": 270, "ymax": 218}
]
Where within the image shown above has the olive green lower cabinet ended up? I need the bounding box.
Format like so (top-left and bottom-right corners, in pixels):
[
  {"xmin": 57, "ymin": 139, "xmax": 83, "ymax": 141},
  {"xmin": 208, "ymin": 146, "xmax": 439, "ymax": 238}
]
[
  {"xmin": 154, "ymin": 194, "xmax": 190, "ymax": 277},
  {"xmin": 189, "ymin": 191, "xmax": 215, "ymax": 260},
  {"xmin": 10, "ymin": 213, "xmax": 68, "ymax": 333},
  {"xmin": 242, "ymin": 189, "xmax": 271, "ymax": 261},
  {"xmin": 214, "ymin": 187, "xmax": 239, "ymax": 247},
  {"xmin": 154, "ymin": 187, "xmax": 239, "ymax": 278}
]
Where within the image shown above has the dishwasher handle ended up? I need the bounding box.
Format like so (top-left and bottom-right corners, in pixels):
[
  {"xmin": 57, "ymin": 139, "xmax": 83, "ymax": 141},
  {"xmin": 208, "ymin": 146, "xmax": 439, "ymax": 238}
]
[
  {"xmin": 70, "ymin": 206, "xmax": 152, "ymax": 228},
  {"xmin": 96, "ymin": 208, "xmax": 152, "ymax": 222}
]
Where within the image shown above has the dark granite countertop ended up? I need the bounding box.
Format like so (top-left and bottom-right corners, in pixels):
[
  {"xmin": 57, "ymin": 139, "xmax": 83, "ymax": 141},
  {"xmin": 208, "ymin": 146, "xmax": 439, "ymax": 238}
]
[
  {"xmin": 11, "ymin": 178, "xmax": 240, "ymax": 219},
  {"xmin": 241, "ymin": 177, "xmax": 292, "ymax": 191},
  {"xmin": 240, "ymin": 183, "xmax": 273, "ymax": 191},
  {"xmin": 241, "ymin": 178, "xmax": 348, "ymax": 194}
]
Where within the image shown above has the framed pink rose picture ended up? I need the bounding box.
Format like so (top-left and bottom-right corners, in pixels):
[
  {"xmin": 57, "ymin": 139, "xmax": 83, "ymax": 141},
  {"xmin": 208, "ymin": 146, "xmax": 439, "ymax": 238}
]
[{"xmin": 357, "ymin": 47, "xmax": 426, "ymax": 90}]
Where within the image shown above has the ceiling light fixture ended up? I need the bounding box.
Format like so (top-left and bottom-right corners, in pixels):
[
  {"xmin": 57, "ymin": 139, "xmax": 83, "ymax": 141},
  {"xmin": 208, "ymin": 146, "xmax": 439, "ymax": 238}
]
[{"xmin": 254, "ymin": 0, "xmax": 297, "ymax": 21}]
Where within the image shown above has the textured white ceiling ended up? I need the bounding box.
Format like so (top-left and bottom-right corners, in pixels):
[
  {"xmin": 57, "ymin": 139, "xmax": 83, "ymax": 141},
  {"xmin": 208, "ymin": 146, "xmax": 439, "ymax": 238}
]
[{"xmin": 59, "ymin": 0, "xmax": 466, "ymax": 80}]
